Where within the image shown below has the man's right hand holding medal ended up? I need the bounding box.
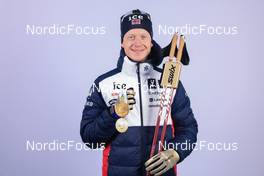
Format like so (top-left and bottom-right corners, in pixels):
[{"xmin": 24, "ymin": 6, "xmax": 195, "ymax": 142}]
[{"xmin": 109, "ymin": 87, "xmax": 136, "ymax": 133}]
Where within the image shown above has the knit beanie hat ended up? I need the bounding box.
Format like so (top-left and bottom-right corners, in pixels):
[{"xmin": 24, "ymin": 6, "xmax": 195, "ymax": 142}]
[{"xmin": 120, "ymin": 9, "xmax": 153, "ymax": 41}]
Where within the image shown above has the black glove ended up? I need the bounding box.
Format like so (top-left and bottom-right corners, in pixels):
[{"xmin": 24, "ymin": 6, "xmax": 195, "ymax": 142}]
[
  {"xmin": 161, "ymin": 38, "xmax": 190, "ymax": 65},
  {"xmin": 126, "ymin": 87, "xmax": 136, "ymax": 110}
]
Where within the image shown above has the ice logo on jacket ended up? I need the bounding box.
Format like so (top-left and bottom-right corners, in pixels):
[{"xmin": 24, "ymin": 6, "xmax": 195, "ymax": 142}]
[
  {"xmin": 109, "ymin": 82, "xmax": 128, "ymax": 106},
  {"xmin": 113, "ymin": 82, "xmax": 126, "ymax": 90}
]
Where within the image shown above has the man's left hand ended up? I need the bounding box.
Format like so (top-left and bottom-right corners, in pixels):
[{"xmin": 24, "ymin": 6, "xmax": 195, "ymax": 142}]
[{"xmin": 145, "ymin": 149, "xmax": 180, "ymax": 176}]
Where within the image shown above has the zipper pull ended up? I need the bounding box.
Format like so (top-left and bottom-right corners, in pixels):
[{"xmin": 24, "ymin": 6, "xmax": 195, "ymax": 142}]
[{"xmin": 137, "ymin": 63, "xmax": 140, "ymax": 73}]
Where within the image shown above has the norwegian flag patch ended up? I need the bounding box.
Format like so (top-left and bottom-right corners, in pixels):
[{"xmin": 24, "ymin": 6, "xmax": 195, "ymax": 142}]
[{"xmin": 131, "ymin": 19, "xmax": 141, "ymax": 25}]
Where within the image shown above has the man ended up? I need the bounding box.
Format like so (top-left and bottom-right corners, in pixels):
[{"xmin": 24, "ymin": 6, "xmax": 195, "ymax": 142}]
[{"xmin": 80, "ymin": 9, "xmax": 198, "ymax": 176}]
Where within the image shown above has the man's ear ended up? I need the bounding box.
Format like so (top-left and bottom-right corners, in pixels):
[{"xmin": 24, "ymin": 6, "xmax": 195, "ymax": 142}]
[{"xmin": 121, "ymin": 43, "xmax": 124, "ymax": 48}]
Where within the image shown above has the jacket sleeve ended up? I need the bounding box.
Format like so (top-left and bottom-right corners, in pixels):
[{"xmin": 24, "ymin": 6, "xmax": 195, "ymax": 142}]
[
  {"xmin": 170, "ymin": 81, "xmax": 198, "ymax": 163},
  {"xmin": 80, "ymin": 82, "xmax": 118, "ymax": 149}
]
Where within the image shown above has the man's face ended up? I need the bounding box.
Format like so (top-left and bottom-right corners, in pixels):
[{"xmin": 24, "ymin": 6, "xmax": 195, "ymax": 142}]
[{"xmin": 121, "ymin": 28, "xmax": 153, "ymax": 62}]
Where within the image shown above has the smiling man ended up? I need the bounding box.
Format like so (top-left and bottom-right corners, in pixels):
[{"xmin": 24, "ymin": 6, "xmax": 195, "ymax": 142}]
[
  {"xmin": 121, "ymin": 28, "xmax": 153, "ymax": 61},
  {"xmin": 80, "ymin": 9, "xmax": 198, "ymax": 176}
]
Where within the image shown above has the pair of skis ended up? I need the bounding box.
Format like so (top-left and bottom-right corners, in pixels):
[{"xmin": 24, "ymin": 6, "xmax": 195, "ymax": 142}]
[{"xmin": 148, "ymin": 33, "xmax": 185, "ymax": 175}]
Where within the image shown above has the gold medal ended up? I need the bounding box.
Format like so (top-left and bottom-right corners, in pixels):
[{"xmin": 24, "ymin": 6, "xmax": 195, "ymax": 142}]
[
  {"xmin": 115, "ymin": 118, "xmax": 128, "ymax": 133},
  {"xmin": 114, "ymin": 95, "xmax": 129, "ymax": 117},
  {"xmin": 114, "ymin": 93, "xmax": 129, "ymax": 133}
]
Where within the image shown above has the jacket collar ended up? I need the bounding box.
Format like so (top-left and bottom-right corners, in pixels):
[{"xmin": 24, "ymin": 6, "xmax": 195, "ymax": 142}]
[{"xmin": 121, "ymin": 56, "xmax": 138, "ymax": 76}]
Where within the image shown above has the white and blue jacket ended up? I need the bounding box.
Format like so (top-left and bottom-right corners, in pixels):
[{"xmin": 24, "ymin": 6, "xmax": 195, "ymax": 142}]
[{"xmin": 80, "ymin": 43, "xmax": 198, "ymax": 176}]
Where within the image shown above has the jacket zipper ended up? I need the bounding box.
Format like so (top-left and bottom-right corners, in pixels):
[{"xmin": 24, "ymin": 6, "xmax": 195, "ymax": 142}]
[
  {"xmin": 137, "ymin": 64, "xmax": 144, "ymax": 130},
  {"xmin": 137, "ymin": 63, "xmax": 145, "ymax": 174}
]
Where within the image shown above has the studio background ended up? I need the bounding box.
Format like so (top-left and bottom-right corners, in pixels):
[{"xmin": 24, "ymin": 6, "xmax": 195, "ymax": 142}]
[{"xmin": 1, "ymin": 0, "xmax": 263, "ymax": 175}]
